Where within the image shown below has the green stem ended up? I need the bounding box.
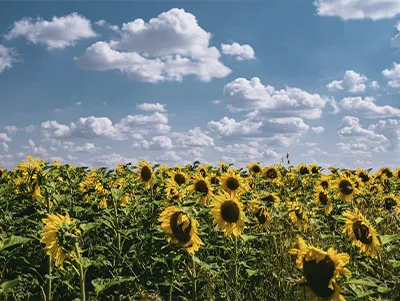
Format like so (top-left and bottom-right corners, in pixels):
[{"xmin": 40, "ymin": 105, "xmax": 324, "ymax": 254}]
[
  {"xmin": 75, "ymin": 243, "xmax": 86, "ymax": 301},
  {"xmin": 46, "ymin": 198, "xmax": 52, "ymax": 301},
  {"xmin": 192, "ymin": 256, "xmax": 197, "ymax": 301},
  {"xmin": 113, "ymin": 199, "xmax": 121, "ymax": 254},
  {"xmin": 169, "ymin": 261, "xmax": 174, "ymax": 301},
  {"xmin": 234, "ymin": 235, "xmax": 239, "ymax": 301}
]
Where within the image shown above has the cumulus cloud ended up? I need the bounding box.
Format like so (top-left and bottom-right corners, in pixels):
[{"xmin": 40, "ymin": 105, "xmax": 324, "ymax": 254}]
[
  {"xmin": 221, "ymin": 42, "xmax": 255, "ymax": 61},
  {"xmin": 76, "ymin": 8, "xmax": 231, "ymax": 83},
  {"xmin": 327, "ymin": 70, "xmax": 368, "ymax": 93},
  {"xmin": 382, "ymin": 62, "xmax": 400, "ymax": 88},
  {"xmin": 6, "ymin": 13, "xmax": 97, "ymax": 49},
  {"xmin": 173, "ymin": 127, "xmax": 214, "ymax": 147},
  {"xmin": 311, "ymin": 126, "xmax": 325, "ymax": 134},
  {"xmin": 137, "ymin": 102, "xmax": 166, "ymax": 112},
  {"xmin": 222, "ymin": 77, "xmax": 331, "ymax": 119},
  {"xmin": 0, "ymin": 45, "xmax": 17, "ymax": 74},
  {"xmin": 339, "ymin": 96, "xmax": 400, "ymax": 118},
  {"xmin": 314, "ymin": 0, "xmax": 400, "ymax": 20},
  {"xmin": 0, "ymin": 133, "xmax": 11, "ymax": 142}
]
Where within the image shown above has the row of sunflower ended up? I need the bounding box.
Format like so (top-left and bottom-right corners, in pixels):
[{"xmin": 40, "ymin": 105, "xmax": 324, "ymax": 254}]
[{"xmin": 0, "ymin": 157, "xmax": 399, "ymax": 300}]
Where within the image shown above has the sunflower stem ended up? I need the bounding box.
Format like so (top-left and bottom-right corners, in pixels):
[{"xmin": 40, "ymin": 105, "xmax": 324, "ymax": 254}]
[
  {"xmin": 234, "ymin": 235, "xmax": 239, "ymax": 301},
  {"xmin": 191, "ymin": 256, "xmax": 197, "ymax": 301},
  {"xmin": 46, "ymin": 198, "xmax": 52, "ymax": 301},
  {"xmin": 75, "ymin": 243, "xmax": 86, "ymax": 301},
  {"xmin": 113, "ymin": 198, "xmax": 121, "ymax": 256}
]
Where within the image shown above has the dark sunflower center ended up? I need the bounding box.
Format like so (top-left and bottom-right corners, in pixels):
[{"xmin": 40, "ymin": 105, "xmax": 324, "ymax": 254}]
[
  {"xmin": 319, "ymin": 191, "xmax": 328, "ymax": 205},
  {"xmin": 252, "ymin": 165, "xmax": 261, "ymax": 173},
  {"xmin": 359, "ymin": 172, "xmax": 370, "ymax": 183},
  {"xmin": 174, "ymin": 174, "xmax": 186, "ymax": 186},
  {"xmin": 226, "ymin": 177, "xmax": 240, "ymax": 190},
  {"xmin": 384, "ymin": 198, "xmax": 396, "ymax": 211},
  {"xmin": 195, "ymin": 180, "xmax": 209, "ymax": 195},
  {"xmin": 295, "ymin": 209, "xmax": 303, "ymax": 220},
  {"xmin": 339, "ymin": 180, "xmax": 353, "ymax": 195},
  {"xmin": 255, "ymin": 207, "xmax": 267, "ymax": 225},
  {"xmin": 261, "ymin": 195, "xmax": 275, "ymax": 207},
  {"xmin": 140, "ymin": 166, "xmax": 152, "ymax": 182},
  {"xmin": 303, "ymin": 256, "xmax": 335, "ymax": 298},
  {"xmin": 353, "ymin": 221, "xmax": 372, "ymax": 244},
  {"xmin": 321, "ymin": 180, "xmax": 329, "ymax": 189},
  {"xmin": 299, "ymin": 166, "xmax": 309, "ymax": 175},
  {"xmin": 221, "ymin": 201, "xmax": 240, "ymax": 223},
  {"xmin": 210, "ymin": 176, "xmax": 219, "ymax": 185},
  {"xmin": 199, "ymin": 169, "xmax": 207, "ymax": 177},
  {"xmin": 311, "ymin": 166, "xmax": 319, "ymax": 174},
  {"xmin": 170, "ymin": 212, "xmax": 192, "ymax": 244},
  {"xmin": 265, "ymin": 168, "xmax": 278, "ymax": 179},
  {"xmin": 381, "ymin": 168, "xmax": 393, "ymax": 178},
  {"xmin": 397, "ymin": 170, "xmax": 400, "ymax": 179}
]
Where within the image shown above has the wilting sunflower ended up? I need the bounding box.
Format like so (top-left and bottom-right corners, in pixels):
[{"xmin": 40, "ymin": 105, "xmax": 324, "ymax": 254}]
[
  {"xmin": 342, "ymin": 209, "xmax": 381, "ymax": 258},
  {"xmin": 287, "ymin": 200, "xmax": 310, "ymax": 231},
  {"xmin": 316, "ymin": 175, "xmax": 331, "ymax": 190},
  {"xmin": 41, "ymin": 213, "xmax": 81, "ymax": 268},
  {"xmin": 168, "ymin": 170, "xmax": 188, "ymax": 187},
  {"xmin": 165, "ymin": 179, "xmax": 184, "ymax": 204},
  {"xmin": 158, "ymin": 206, "xmax": 204, "ymax": 255},
  {"xmin": 137, "ymin": 160, "xmax": 154, "ymax": 189},
  {"xmin": 220, "ymin": 169, "xmax": 247, "ymax": 196},
  {"xmin": 355, "ymin": 168, "xmax": 372, "ymax": 185},
  {"xmin": 331, "ymin": 175, "xmax": 358, "ymax": 202},
  {"xmin": 380, "ymin": 193, "xmax": 399, "ymax": 213},
  {"xmin": 289, "ymin": 236, "xmax": 351, "ymax": 301},
  {"xmin": 211, "ymin": 191, "xmax": 245, "ymax": 237},
  {"xmin": 247, "ymin": 162, "xmax": 262, "ymax": 176},
  {"xmin": 313, "ymin": 187, "xmax": 333, "ymax": 215},
  {"xmin": 296, "ymin": 163, "xmax": 310, "ymax": 176},
  {"xmin": 188, "ymin": 174, "xmax": 213, "ymax": 203},
  {"xmin": 262, "ymin": 165, "xmax": 281, "ymax": 182}
]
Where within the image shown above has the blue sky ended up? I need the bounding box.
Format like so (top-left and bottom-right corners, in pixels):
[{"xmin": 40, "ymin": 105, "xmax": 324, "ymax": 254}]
[{"xmin": 0, "ymin": 0, "xmax": 399, "ymax": 169}]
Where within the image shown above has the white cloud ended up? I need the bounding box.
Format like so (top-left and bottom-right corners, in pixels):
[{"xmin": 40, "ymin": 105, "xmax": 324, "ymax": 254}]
[
  {"xmin": 221, "ymin": 42, "xmax": 255, "ymax": 61},
  {"xmin": 24, "ymin": 139, "xmax": 49, "ymax": 157},
  {"xmin": 207, "ymin": 116, "xmax": 262, "ymax": 137},
  {"xmin": 382, "ymin": 62, "xmax": 400, "ymax": 88},
  {"xmin": 4, "ymin": 126, "xmax": 18, "ymax": 135},
  {"xmin": 173, "ymin": 127, "xmax": 214, "ymax": 147},
  {"xmin": 137, "ymin": 102, "xmax": 166, "ymax": 112},
  {"xmin": 0, "ymin": 133, "xmax": 11, "ymax": 142},
  {"xmin": 0, "ymin": 45, "xmax": 17, "ymax": 74},
  {"xmin": 41, "ymin": 120, "xmax": 71, "ymax": 138},
  {"xmin": 0, "ymin": 142, "xmax": 9, "ymax": 152},
  {"xmin": 327, "ymin": 70, "xmax": 368, "ymax": 93},
  {"xmin": 336, "ymin": 142, "xmax": 371, "ymax": 157},
  {"xmin": 311, "ymin": 126, "xmax": 325, "ymax": 134},
  {"xmin": 159, "ymin": 150, "xmax": 180, "ymax": 161},
  {"xmin": 370, "ymin": 81, "xmax": 380, "ymax": 90},
  {"xmin": 368, "ymin": 119, "xmax": 400, "ymax": 150},
  {"xmin": 6, "ymin": 13, "xmax": 96, "ymax": 49},
  {"xmin": 76, "ymin": 8, "xmax": 231, "ymax": 83},
  {"xmin": 339, "ymin": 96, "xmax": 400, "ymax": 118},
  {"xmin": 222, "ymin": 77, "xmax": 330, "ymax": 119},
  {"xmin": 314, "ymin": 0, "xmax": 400, "ymax": 20}
]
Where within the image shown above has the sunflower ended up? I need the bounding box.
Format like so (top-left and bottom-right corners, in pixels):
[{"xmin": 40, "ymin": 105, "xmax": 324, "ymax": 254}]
[
  {"xmin": 296, "ymin": 163, "xmax": 310, "ymax": 176},
  {"xmin": 375, "ymin": 167, "xmax": 393, "ymax": 180},
  {"xmin": 209, "ymin": 172, "xmax": 220, "ymax": 186},
  {"xmin": 41, "ymin": 213, "xmax": 81, "ymax": 268},
  {"xmin": 313, "ymin": 187, "xmax": 333, "ymax": 215},
  {"xmin": 259, "ymin": 193, "xmax": 280, "ymax": 208},
  {"xmin": 137, "ymin": 160, "xmax": 154, "ymax": 189},
  {"xmin": 289, "ymin": 236, "xmax": 351, "ymax": 301},
  {"xmin": 331, "ymin": 175, "xmax": 358, "ymax": 202},
  {"xmin": 342, "ymin": 209, "xmax": 381, "ymax": 258},
  {"xmin": 197, "ymin": 164, "xmax": 210, "ymax": 178},
  {"xmin": 355, "ymin": 168, "xmax": 372, "ymax": 185},
  {"xmin": 158, "ymin": 206, "xmax": 204, "ymax": 255},
  {"xmin": 380, "ymin": 193, "xmax": 399, "ymax": 212},
  {"xmin": 262, "ymin": 165, "xmax": 281, "ymax": 182},
  {"xmin": 165, "ymin": 179, "xmax": 184, "ymax": 204},
  {"xmin": 220, "ymin": 169, "xmax": 247, "ymax": 196},
  {"xmin": 218, "ymin": 161, "xmax": 228, "ymax": 173},
  {"xmin": 316, "ymin": 174, "xmax": 331, "ymax": 190},
  {"xmin": 309, "ymin": 163, "xmax": 321, "ymax": 175},
  {"xmin": 395, "ymin": 167, "xmax": 400, "ymax": 181},
  {"xmin": 168, "ymin": 170, "xmax": 188, "ymax": 187},
  {"xmin": 188, "ymin": 174, "xmax": 213, "ymax": 203},
  {"xmin": 287, "ymin": 200, "xmax": 310, "ymax": 230},
  {"xmin": 247, "ymin": 162, "xmax": 262, "ymax": 176},
  {"xmin": 211, "ymin": 191, "xmax": 245, "ymax": 237}
]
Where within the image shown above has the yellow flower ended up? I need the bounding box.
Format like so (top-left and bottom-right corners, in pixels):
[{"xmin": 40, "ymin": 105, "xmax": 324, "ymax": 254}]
[
  {"xmin": 381, "ymin": 193, "xmax": 399, "ymax": 212},
  {"xmin": 158, "ymin": 206, "xmax": 204, "ymax": 255},
  {"xmin": 197, "ymin": 164, "xmax": 210, "ymax": 177},
  {"xmin": 316, "ymin": 174, "xmax": 331, "ymax": 190},
  {"xmin": 40, "ymin": 213, "xmax": 81, "ymax": 268},
  {"xmin": 395, "ymin": 167, "xmax": 400, "ymax": 181},
  {"xmin": 289, "ymin": 236, "xmax": 351, "ymax": 301},
  {"xmin": 313, "ymin": 186, "xmax": 333, "ymax": 215},
  {"xmin": 296, "ymin": 163, "xmax": 311, "ymax": 176},
  {"xmin": 331, "ymin": 175, "xmax": 358, "ymax": 202},
  {"xmin": 218, "ymin": 161, "xmax": 228, "ymax": 173},
  {"xmin": 187, "ymin": 173, "xmax": 213, "ymax": 203},
  {"xmin": 210, "ymin": 191, "xmax": 245, "ymax": 237},
  {"xmin": 342, "ymin": 209, "xmax": 381, "ymax": 258},
  {"xmin": 308, "ymin": 163, "xmax": 321, "ymax": 174},
  {"xmin": 165, "ymin": 179, "xmax": 184, "ymax": 204},
  {"xmin": 355, "ymin": 168, "xmax": 373, "ymax": 185},
  {"xmin": 220, "ymin": 169, "xmax": 247, "ymax": 196},
  {"xmin": 168, "ymin": 170, "xmax": 188, "ymax": 186},
  {"xmin": 248, "ymin": 198, "xmax": 270, "ymax": 227},
  {"xmin": 375, "ymin": 167, "xmax": 393, "ymax": 180},
  {"xmin": 262, "ymin": 165, "xmax": 281, "ymax": 182},
  {"xmin": 287, "ymin": 200, "xmax": 310, "ymax": 230},
  {"xmin": 247, "ymin": 162, "xmax": 262, "ymax": 176},
  {"xmin": 137, "ymin": 160, "xmax": 154, "ymax": 189}
]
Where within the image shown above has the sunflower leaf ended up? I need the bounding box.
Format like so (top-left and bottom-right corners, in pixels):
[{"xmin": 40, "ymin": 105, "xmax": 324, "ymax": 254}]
[
  {"xmin": 0, "ymin": 235, "xmax": 30, "ymax": 251},
  {"xmin": 345, "ymin": 278, "xmax": 377, "ymax": 287},
  {"xmin": 380, "ymin": 234, "xmax": 400, "ymax": 246}
]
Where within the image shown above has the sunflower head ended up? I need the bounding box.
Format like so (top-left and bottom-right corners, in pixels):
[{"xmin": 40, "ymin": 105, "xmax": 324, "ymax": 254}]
[
  {"xmin": 220, "ymin": 169, "xmax": 247, "ymax": 196},
  {"xmin": 287, "ymin": 200, "xmax": 309, "ymax": 230},
  {"xmin": 247, "ymin": 162, "xmax": 262, "ymax": 176},
  {"xmin": 218, "ymin": 161, "xmax": 228, "ymax": 173},
  {"xmin": 188, "ymin": 173, "xmax": 213, "ymax": 203},
  {"xmin": 211, "ymin": 191, "xmax": 245, "ymax": 237},
  {"xmin": 395, "ymin": 168, "xmax": 400, "ymax": 180},
  {"xmin": 197, "ymin": 164, "xmax": 210, "ymax": 178},
  {"xmin": 259, "ymin": 193, "xmax": 280, "ymax": 208},
  {"xmin": 262, "ymin": 165, "xmax": 281, "ymax": 181},
  {"xmin": 158, "ymin": 206, "xmax": 204, "ymax": 255},
  {"xmin": 316, "ymin": 174, "xmax": 331, "ymax": 190},
  {"xmin": 381, "ymin": 193, "xmax": 399, "ymax": 212},
  {"xmin": 289, "ymin": 236, "xmax": 351, "ymax": 301},
  {"xmin": 137, "ymin": 160, "xmax": 154, "ymax": 189},
  {"xmin": 332, "ymin": 175, "xmax": 358, "ymax": 202},
  {"xmin": 355, "ymin": 168, "xmax": 372, "ymax": 185},
  {"xmin": 296, "ymin": 163, "xmax": 310, "ymax": 176},
  {"xmin": 342, "ymin": 209, "xmax": 381, "ymax": 258},
  {"xmin": 375, "ymin": 167, "xmax": 393, "ymax": 180},
  {"xmin": 165, "ymin": 179, "xmax": 184, "ymax": 204},
  {"xmin": 313, "ymin": 187, "xmax": 333, "ymax": 215},
  {"xmin": 40, "ymin": 213, "xmax": 81, "ymax": 268},
  {"xmin": 168, "ymin": 170, "xmax": 188, "ymax": 186},
  {"xmin": 308, "ymin": 163, "xmax": 321, "ymax": 174}
]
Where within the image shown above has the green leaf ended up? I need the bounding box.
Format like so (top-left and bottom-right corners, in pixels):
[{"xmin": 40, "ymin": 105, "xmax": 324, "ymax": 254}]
[
  {"xmin": 74, "ymin": 257, "xmax": 92, "ymax": 269},
  {"xmin": 91, "ymin": 277, "xmax": 137, "ymax": 295},
  {"xmin": 345, "ymin": 278, "xmax": 377, "ymax": 287},
  {"xmin": 0, "ymin": 236, "xmax": 31, "ymax": 251},
  {"xmin": 0, "ymin": 279, "xmax": 19, "ymax": 294},
  {"xmin": 389, "ymin": 259, "xmax": 400, "ymax": 268},
  {"xmin": 377, "ymin": 286, "xmax": 391, "ymax": 293},
  {"xmin": 380, "ymin": 234, "xmax": 400, "ymax": 246},
  {"xmin": 374, "ymin": 217, "xmax": 383, "ymax": 225},
  {"xmin": 246, "ymin": 269, "xmax": 258, "ymax": 277}
]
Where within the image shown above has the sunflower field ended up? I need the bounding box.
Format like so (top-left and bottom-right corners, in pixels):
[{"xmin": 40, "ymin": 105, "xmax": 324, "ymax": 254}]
[{"xmin": 0, "ymin": 156, "xmax": 399, "ymax": 301}]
